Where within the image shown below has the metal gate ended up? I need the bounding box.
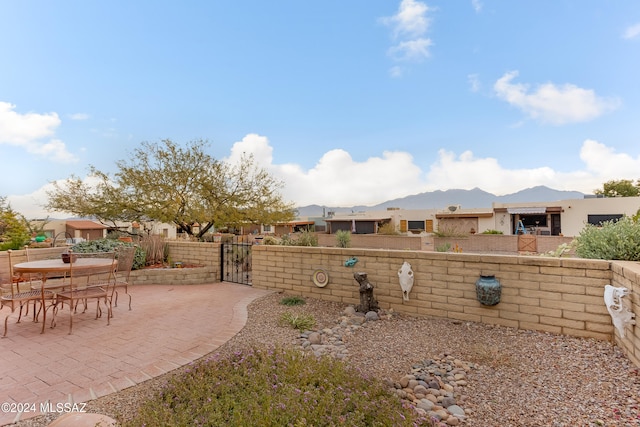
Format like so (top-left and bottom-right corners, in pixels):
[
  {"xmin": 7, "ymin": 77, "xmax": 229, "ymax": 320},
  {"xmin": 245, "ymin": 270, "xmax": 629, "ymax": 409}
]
[{"xmin": 221, "ymin": 235, "xmax": 252, "ymax": 285}]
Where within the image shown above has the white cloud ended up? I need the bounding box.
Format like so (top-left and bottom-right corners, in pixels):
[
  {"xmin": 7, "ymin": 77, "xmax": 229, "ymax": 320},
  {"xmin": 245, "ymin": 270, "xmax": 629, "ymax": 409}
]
[
  {"xmin": 493, "ymin": 71, "xmax": 620, "ymax": 125},
  {"xmin": 467, "ymin": 73, "xmax": 481, "ymax": 92},
  {"xmin": 471, "ymin": 0, "xmax": 482, "ymax": 13},
  {"xmin": 69, "ymin": 113, "xmax": 90, "ymax": 120},
  {"xmin": 388, "ymin": 38, "xmax": 433, "ymax": 61},
  {"xmin": 381, "ymin": 0, "xmax": 432, "ymax": 39},
  {"xmin": 226, "ymin": 133, "xmax": 273, "ymax": 167},
  {"xmin": 0, "ymin": 102, "xmax": 60, "ymax": 144},
  {"xmin": 9, "ymin": 134, "xmax": 640, "ymax": 217},
  {"xmin": 216, "ymin": 133, "xmax": 640, "ymax": 207},
  {"xmin": 389, "ymin": 66, "xmax": 404, "ymax": 78},
  {"xmin": 0, "ymin": 101, "xmax": 78, "ymax": 163},
  {"xmin": 381, "ymin": 0, "xmax": 433, "ymax": 69},
  {"xmin": 623, "ymin": 23, "xmax": 640, "ymax": 39},
  {"xmin": 5, "ymin": 181, "xmax": 72, "ymax": 219}
]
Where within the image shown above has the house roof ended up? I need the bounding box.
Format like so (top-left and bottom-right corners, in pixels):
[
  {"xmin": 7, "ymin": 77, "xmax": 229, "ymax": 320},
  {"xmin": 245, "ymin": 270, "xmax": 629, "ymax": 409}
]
[
  {"xmin": 325, "ymin": 217, "xmax": 390, "ymax": 222},
  {"xmin": 66, "ymin": 220, "xmax": 108, "ymax": 230}
]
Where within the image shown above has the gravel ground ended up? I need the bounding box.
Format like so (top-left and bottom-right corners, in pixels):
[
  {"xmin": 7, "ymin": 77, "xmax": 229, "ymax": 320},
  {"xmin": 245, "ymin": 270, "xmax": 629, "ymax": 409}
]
[{"xmin": 12, "ymin": 292, "xmax": 640, "ymax": 427}]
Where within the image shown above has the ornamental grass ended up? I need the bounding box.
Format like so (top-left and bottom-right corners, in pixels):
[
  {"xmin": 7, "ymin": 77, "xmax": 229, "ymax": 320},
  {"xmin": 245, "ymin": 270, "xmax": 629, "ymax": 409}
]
[{"xmin": 123, "ymin": 346, "xmax": 429, "ymax": 426}]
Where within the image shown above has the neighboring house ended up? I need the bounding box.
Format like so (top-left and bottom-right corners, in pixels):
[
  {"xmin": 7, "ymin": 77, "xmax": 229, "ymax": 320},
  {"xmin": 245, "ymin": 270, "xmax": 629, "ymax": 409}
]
[
  {"xmin": 66, "ymin": 220, "xmax": 108, "ymax": 241},
  {"xmin": 325, "ymin": 208, "xmax": 440, "ymax": 234},
  {"xmin": 493, "ymin": 196, "xmax": 640, "ymax": 237},
  {"xmin": 29, "ymin": 218, "xmax": 178, "ymax": 243},
  {"xmin": 307, "ymin": 196, "xmax": 640, "ymax": 238}
]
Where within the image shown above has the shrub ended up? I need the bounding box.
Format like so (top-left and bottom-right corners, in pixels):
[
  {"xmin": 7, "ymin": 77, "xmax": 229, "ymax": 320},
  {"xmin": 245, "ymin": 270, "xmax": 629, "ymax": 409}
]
[
  {"xmin": 279, "ymin": 312, "xmax": 316, "ymax": 331},
  {"xmin": 123, "ymin": 346, "xmax": 428, "ymax": 427},
  {"xmin": 336, "ymin": 230, "xmax": 351, "ymax": 248},
  {"xmin": 481, "ymin": 229, "xmax": 503, "ymax": 234},
  {"xmin": 139, "ymin": 235, "xmax": 167, "ymax": 265},
  {"xmin": 377, "ymin": 222, "xmax": 399, "ymax": 235},
  {"xmin": 71, "ymin": 238, "xmax": 146, "ymax": 270},
  {"xmin": 575, "ymin": 216, "xmax": 640, "ymax": 260},
  {"xmin": 295, "ymin": 230, "xmax": 318, "ymax": 247},
  {"xmin": 433, "ymin": 225, "xmax": 467, "ymax": 238},
  {"xmin": 435, "ymin": 242, "xmax": 451, "ymax": 252},
  {"xmin": 280, "ymin": 296, "xmax": 306, "ymax": 306},
  {"xmin": 541, "ymin": 241, "xmax": 576, "ymax": 257},
  {"xmin": 261, "ymin": 235, "xmax": 281, "ymax": 245},
  {"xmin": 263, "ymin": 232, "xmax": 318, "ymax": 247}
]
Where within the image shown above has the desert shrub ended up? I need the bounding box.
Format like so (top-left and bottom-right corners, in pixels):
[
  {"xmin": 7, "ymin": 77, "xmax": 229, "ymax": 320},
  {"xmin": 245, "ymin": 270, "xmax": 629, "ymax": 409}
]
[
  {"xmin": 435, "ymin": 242, "xmax": 451, "ymax": 252},
  {"xmin": 139, "ymin": 235, "xmax": 167, "ymax": 265},
  {"xmin": 575, "ymin": 217, "xmax": 640, "ymax": 261},
  {"xmin": 540, "ymin": 241, "xmax": 576, "ymax": 257},
  {"xmin": 481, "ymin": 229, "xmax": 503, "ymax": 234},
  {"xmin": 433, "ymin": 225, "xmax": 467, "ymax": 238},
  {"xmin": 71, "ymin": 238, "xmax": 146, "ymax": 270},
  {"xmin": 261, "ymin": 235, "xmax": 281, "ymax": 245},
  {"xmin": 279, "ymin": 312, "xmax": 316, "ymax": 331},
  {"xmin": 124, "ymin": 346, "xmax": 428, "ymax": 427},
  {"xmin": 295, "ymin": 230, "xmax": 318, "ymax": 246},
  {"xmin": 262, "ymin": 232, "xmax": 318, "ymax": 247},
  {"xmin": 336, "ymin": 230, "xmax": 351, "ymax": 248},
  {"xmin": 280, "ymin": 296, "xmax": 306, "ymax": 306},
  {"xmin": 377, "ymin": 222, "xmax": 399, "ymax": 235}
]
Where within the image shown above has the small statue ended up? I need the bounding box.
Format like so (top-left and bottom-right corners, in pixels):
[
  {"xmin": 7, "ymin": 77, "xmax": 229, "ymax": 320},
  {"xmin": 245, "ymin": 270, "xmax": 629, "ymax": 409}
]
[
  {"xmin": 354, "ymin": 272, "xmax": 378, "ymax": 313},
  {"xmin": 397, "ymin": 261, "xmax": 414, "ymax": 301},
  {"xmin": 344, "ymin": 257, "xmax": 358, "ymax": 267},
  {"xmin": 604, "ymin": 285, "xmax": 636, "ymax": 338}
]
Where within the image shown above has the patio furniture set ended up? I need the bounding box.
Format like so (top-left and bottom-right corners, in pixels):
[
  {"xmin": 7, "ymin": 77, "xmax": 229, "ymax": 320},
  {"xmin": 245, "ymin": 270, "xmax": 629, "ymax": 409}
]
[{"xmin": 0, "ymin": 246, "xmax": 135, "ymax": 337}]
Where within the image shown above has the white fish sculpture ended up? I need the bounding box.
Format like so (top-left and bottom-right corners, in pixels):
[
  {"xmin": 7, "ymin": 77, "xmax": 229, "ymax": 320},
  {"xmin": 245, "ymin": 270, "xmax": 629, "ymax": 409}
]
[
  {"xmin": 398, "ymin": 261, "xmax": 415, "ymax": 301},
  {"xmin": 604, "ymin": 284, "xmax": 636, "ymax": 338}
]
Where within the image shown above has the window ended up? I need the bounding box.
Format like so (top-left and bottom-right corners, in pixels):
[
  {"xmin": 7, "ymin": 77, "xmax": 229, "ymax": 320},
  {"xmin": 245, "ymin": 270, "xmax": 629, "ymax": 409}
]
[
  {"xmin": 408, "ymin": 220, "xmax": 425, "ymax": 231},
  {"xmin": 263, "ymin": 225, "xmax": 272, "ymax": 232},
  {"xmin": 587, "ymin": 214, "xmax": 623, "ymax": 226},
  {"xmin": 520, "ymin": 214, "xmax": 547, "ymax": 227}
]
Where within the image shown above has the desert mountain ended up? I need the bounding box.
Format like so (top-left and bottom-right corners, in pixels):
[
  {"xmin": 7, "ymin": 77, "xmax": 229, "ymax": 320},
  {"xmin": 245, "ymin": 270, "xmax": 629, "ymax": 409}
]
[{"xmin": 296, "ymin": 186, "xmax": 586, "ymax": 217}]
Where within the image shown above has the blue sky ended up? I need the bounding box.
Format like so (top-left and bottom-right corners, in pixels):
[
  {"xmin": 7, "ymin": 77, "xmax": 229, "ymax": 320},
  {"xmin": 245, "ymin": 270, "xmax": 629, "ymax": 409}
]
[{"xmin": 1, "ymin": 1, "xmax": 640, "ymax": 218}]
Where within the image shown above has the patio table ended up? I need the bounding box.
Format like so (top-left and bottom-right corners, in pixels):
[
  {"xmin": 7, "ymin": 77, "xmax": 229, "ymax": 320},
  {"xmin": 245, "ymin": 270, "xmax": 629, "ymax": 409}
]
[{"xmin": 13, "ymin": 258, "xmax": 117, "ymax": 333}]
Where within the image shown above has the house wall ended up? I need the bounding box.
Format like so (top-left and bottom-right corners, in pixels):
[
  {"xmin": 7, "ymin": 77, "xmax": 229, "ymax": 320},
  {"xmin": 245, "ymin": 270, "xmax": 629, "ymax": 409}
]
[{"xmin": 494, "ymin": 196, "xmax": 640, "ymax": 237}]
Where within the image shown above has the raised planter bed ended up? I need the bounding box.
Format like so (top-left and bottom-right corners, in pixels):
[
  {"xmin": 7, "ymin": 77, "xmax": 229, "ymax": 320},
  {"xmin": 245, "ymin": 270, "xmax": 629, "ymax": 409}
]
[{"xmin": 130, "ymin": 266, "xmax": 216, "ymax": 286}]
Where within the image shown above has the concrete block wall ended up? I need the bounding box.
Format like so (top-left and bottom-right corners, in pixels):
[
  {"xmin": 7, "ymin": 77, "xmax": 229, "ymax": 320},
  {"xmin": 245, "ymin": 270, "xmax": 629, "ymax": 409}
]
[
  {"xmin": 316, "ymin": 234, "xmax": 429, "ymax": 250},
  {"xmin": 315, "ymin": 233, "xmax": 574, "ymax": 254},
  {"xmin": 252, "ymin": 246, "xmax": 616, "ymax": 342},
  {"xmin": 611, "ymin": 261, "xmax": 640, "ymax": 368},
  {"xmin": 165, "ymin": 241, "xmax": 221, "ymax": 282},
  {"xmin": 433, "ymin": 235, "xmax": 575, "ymax": 255},
  {"xmin": 129, "ymin": 266, "xmax": 216, "ymax": 286}
]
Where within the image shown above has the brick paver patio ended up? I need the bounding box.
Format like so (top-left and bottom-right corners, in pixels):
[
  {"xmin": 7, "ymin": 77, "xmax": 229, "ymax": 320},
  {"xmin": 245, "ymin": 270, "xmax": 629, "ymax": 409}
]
[{"xmin": 0, "ymin": 282, "xmax": 272, "ymax": 425}]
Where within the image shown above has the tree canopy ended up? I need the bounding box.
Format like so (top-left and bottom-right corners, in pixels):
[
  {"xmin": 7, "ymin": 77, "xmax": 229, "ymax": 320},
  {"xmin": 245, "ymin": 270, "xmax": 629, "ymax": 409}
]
[
  {"xmin": 0, "ymin": 196, "xmax": 30, "ymax": 250},
  {"xmin": 594, "ymin": 179, "xmax": 640, "ymax": 197},
  {"xmin": 46, "ymin": 139, "xmax": 296, "ymax": 239}
]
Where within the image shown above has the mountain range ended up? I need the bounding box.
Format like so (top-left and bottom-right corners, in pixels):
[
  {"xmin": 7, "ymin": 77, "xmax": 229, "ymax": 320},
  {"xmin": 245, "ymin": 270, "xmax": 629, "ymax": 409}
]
[{"xmin": 296, "ymin": 186, "xmax": 587, "ymax": 217}]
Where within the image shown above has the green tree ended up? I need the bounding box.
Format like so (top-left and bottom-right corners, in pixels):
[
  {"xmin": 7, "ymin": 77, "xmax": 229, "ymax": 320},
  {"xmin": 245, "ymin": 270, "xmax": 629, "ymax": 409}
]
[
  {"xmin": 594, "ymin": 179, "xmax": 640, "ymax": 197},
  {"xmin": 0, "ymin": 196, "xmax": 31, "ymax": 250},
  {"xmin": 45, "ymin": 139, "xmax": 296, "ymax": 239}
]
